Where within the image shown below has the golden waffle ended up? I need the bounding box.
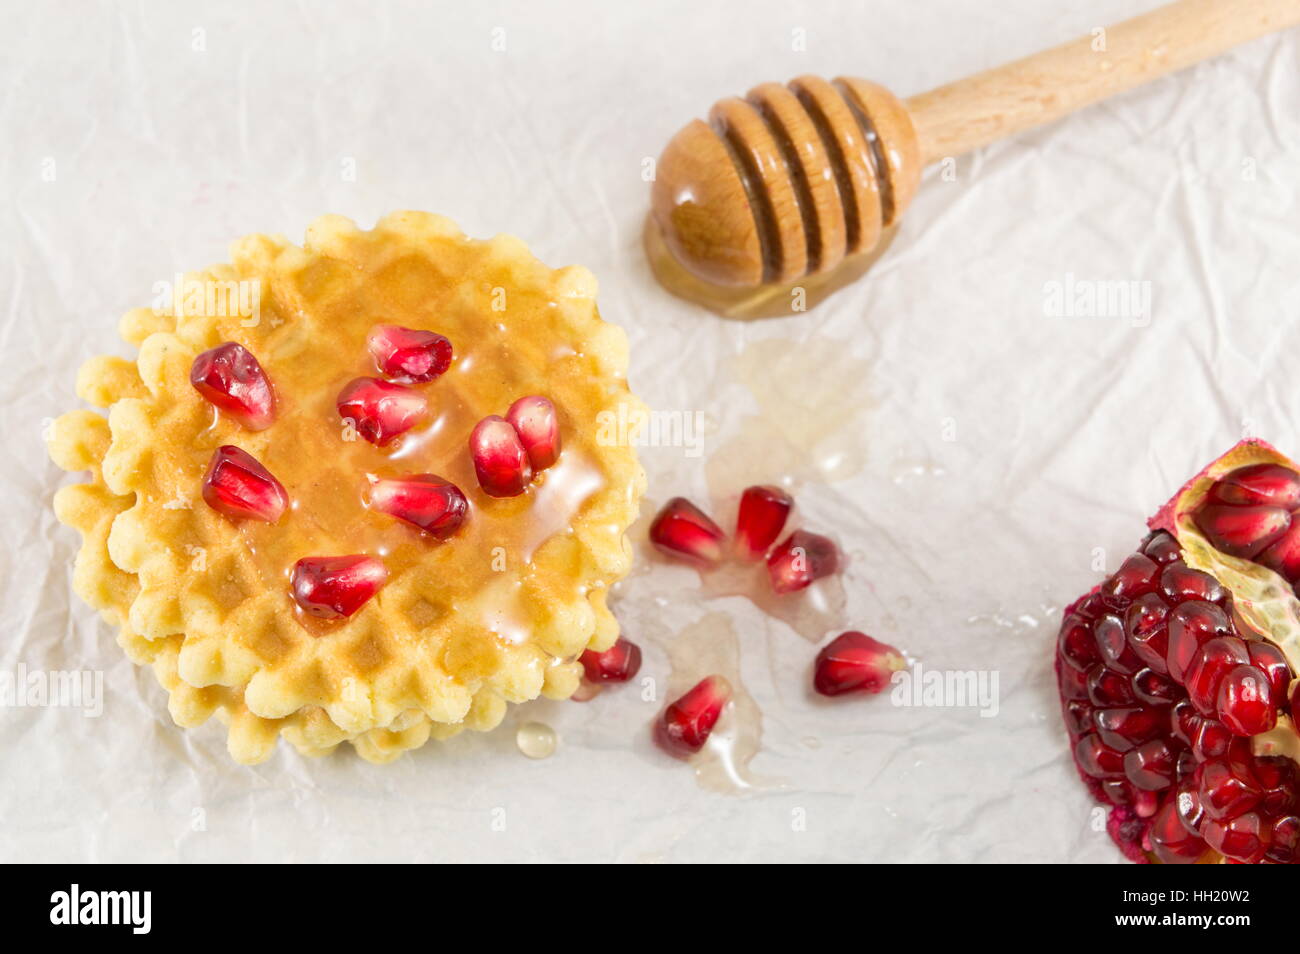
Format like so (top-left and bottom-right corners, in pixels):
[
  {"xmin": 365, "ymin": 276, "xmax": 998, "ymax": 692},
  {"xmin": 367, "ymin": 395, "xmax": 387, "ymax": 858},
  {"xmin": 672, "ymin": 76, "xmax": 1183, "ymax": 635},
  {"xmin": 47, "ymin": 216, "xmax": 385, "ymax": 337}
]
[{"xmin": 48, "ymin": 212, "xmax": 646, "ymax": 763}]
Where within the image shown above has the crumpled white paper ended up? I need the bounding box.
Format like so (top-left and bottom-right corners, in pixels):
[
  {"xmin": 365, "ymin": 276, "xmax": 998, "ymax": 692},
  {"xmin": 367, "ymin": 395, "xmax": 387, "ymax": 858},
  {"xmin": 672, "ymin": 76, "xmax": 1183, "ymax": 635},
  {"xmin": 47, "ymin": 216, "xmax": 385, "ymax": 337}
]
[{"xmin": 4, "ymin": 0, "xmax": 1298, "ymax": 862}]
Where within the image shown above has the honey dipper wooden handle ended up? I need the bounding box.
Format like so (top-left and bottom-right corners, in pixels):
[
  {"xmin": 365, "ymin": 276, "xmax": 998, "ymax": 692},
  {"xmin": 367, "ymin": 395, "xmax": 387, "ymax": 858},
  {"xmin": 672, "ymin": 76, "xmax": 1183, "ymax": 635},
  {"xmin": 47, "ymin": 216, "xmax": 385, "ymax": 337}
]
[{"xmin": 907, "ymin": 0, "xmax": 1300, "ymax": 165}]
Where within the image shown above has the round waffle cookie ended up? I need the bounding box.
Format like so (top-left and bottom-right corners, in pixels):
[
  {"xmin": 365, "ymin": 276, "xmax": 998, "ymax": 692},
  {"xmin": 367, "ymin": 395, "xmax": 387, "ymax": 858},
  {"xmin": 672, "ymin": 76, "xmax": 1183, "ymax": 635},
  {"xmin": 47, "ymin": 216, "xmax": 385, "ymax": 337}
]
[{"xmin": 48, "ymin": 212, "xmax": 646, "ymax": 764}]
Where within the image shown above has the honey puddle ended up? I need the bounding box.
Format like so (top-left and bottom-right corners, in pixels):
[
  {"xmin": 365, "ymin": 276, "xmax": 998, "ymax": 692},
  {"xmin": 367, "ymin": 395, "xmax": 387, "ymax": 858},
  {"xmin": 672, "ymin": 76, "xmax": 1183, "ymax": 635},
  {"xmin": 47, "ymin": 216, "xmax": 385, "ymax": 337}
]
[{"xmin": 659, "ymin": 613, "xmax": 783, "ymax": 795}]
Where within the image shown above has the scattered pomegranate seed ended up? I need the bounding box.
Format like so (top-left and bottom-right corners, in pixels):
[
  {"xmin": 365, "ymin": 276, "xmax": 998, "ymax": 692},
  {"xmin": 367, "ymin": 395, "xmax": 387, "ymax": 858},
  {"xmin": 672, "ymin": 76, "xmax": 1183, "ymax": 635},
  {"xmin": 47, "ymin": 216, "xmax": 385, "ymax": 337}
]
[
  {"xmin": 291, "ymin": 555, "xmax": 387, "ymax": 620},
  {"xmin": 201, "ymin": 445, "xmax": 288, "ymax": 523},
  {"xmin": 506, "ymin": 395, "xmax": 561, "ymax": 472},
  {"xmin": 1216, "ymin": 665, "xmax": 1277, "ymax": 736},
  {"xmin": 655, "ymin": 675, "xmax": 731, "ymax": 758},
  {"xmin": 366, "ymin": 324, "xmax": 453, "ymax": 383},
  {"xmin": 336, "ymin": 377, "xmax": 428, "ymax": 446},
  {"xmin": 813, "ymin": 631, "xmax": 905, "ymax": 696},
  {"xmin": 579, "ymin": 637, "xmax": 642, "ymax": 683},
  {"xmin": 368, "ymin": 474, "xmax": 468, "ymax": 539},
  {"xmin": 648, "ymin": 497, "xmax": 725, "ymax": 566},
  {"xmin": 190, "ymin": 342, "xmax": 276, "ymax": 430},
  {"xmin": 733, "ymin": 485, "xmax": 793, "ymax": 561},
  {"xmin": 469, "ymin": 415, "xmax": 533, "ymax": 497},
  {"xmin": 766, "ymin": 529, "xmax": 839, "ymax": 594}
]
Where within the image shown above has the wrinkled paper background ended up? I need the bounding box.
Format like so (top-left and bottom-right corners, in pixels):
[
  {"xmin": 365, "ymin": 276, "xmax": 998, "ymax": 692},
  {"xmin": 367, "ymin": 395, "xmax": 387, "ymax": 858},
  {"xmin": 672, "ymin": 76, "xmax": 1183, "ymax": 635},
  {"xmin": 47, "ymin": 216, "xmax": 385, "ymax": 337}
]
[{"xmin": 3, "ymin": 0, "xmax": 1299, "ymax": 862}]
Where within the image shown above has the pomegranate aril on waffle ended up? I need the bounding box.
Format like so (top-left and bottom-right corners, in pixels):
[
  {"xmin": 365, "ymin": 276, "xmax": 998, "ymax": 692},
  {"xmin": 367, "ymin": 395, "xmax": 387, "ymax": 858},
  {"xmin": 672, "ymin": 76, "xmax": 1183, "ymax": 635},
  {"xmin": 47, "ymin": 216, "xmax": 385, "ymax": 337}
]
[
  {"xmin": 291, "ymin": 555, "xmax": 388, "ymax": 620},
  {"xmin": 368, "ymin": 474, "xmax": 468, "ymax": 539},
  {"xmin": 366, "ymin": 324, "xmax": 453, "ymax": 383},
  {"xmin": 1055, "ymin": 441, "xmax": 1300, "ymax": 863},
  {"xmin": 734, "ymin": 485, "xmax": 793, "ymax": 561},
  {"xmin": 655, "ymin": 675, "xmax": 731, "ymax": 758},
  {"xmin": 580, "ymin": 636, "xmax": 642, "ymax": 684},
  {"xmin": 190, "ymin": 342, "xmax": 276, "ymax": 430},
  {"xmin": 201, "ymin": 445, "xmax": 288, "ymax": 523},
  {"xmin": 506, "ymin": 395, "xmax": 561, "ymax": 471},
  {"xmin": 469, "ymin": 415, "xmax": 533, "ymax": 497},
  {"xmin": 649, "ymin": 497, "xmax": 725, "ymax": 566},
  {"xmin": 337, "ymin": 376, "xmax": 428, "ymax": 446}
]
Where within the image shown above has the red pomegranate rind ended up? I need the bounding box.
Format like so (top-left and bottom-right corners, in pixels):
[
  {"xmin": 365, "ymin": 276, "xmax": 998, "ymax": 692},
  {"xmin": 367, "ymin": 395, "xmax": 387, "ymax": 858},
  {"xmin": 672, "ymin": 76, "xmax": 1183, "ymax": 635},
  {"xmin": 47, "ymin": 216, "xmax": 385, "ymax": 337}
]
[{"xmin": 1057, "ymin": 440, "xmax": 1300, "ymax": 864}]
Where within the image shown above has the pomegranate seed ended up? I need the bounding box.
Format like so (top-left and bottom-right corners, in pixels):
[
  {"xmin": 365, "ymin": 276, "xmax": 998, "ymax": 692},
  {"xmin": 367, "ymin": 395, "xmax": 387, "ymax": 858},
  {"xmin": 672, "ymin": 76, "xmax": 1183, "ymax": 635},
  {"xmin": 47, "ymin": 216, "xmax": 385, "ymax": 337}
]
[
  {"xmin": 1165, "ymin": 601, "xmax": 1231, "ymax": 683},
  {"xmin": 1123, "ymin": 738, "xmax": 1175, "ymax": 790},
  {"xmin": 337, "ymin": 377, "xmax": 428, "ymax": 446},
  {"xmin": 1101, "ymin": 553, "xmax": 1159, "ymax": 606},
  {"xmin": 368, "ymin": 474, "xmax": 468, "ymax": 539},
  {"xmin": 1132, "ymin": 668, "xmax": 1178, "ymax": 706},
  {"xmin": 1196, "ymin": 503, "xmax": 1291, "ymax": 559},
  {"xmin": 1158, "ymin": 564, "xmax": 1225, "ymax": 604},
  {"xmin": 1246, "ymin": 641, "xmax": 1292, "ymax": 703},
  {"xmin": 1170, "ymin": 699, "xmax": 1198, "ymax": 744},
  {"xmin": 1266, "ymin": 815, "xmax": 1300, "ymax": 863},
  {"xmin": 579, "ymin": 637, "xmax": 643, "ymax": 683},
  {"xmin": 366, "ymin": 324, "xmax": 453, "ymax": 383},
  {"xmin": 1123, "ymin": 593, "xmax": 1170, "ymax": 673},
  {"xmin": 469, "ymin": 415, "xmax": 533, "ymax": 497},
  {"xmin": 1140, "ymin": 531, "xmax": 1182, "ymax": 564},
  {"xmin": 648, "ymin": 497, "xmax": 725, "ymax": 566},
  {"xmin": 1198, "ymin": 759, "xmax": 1262, "ymax": 820},
  {"xmin": 1184, "ymin": 636, "xmax": 1250, "ymax": 715},
  {"xmin": 1087, "ymin": 665, "xmax": 1135, "ymax": 707},
  {"xmin": 201, "ymin": 445, "xmax": 288, "ymax": 523},
  {"xmin": 767, "ymin": 530, "xmax": 840, "ymax": 594},
  {"xmin": 1063, "ymin": 699, "xmax": 1094, "ymax": 737},
  {"xmin": 733, "ymin": 485, "xmax": 793, "ymax": 561},
  {"xmin": 1191, "ymin": 717, "xmax": 1234, "ymax": 761},
  {"xmin": 1075, "ymin": 733, "xmax": 1124, "ymax": 778},
  {"xmin": 1208, "ymin": 463, "xmax": 1300, "ymax": 509},
  {"xmin": 813, "ymin": 631, "xmax": 906, "ymax": 696},
  {"xmin": 1094, "ymin": 614, "xmax": 1140, "ymax": 674},
  {"xmin": 1059, "ymin": 663, "xmax": 1089, "ymax": 700},
  {"xmin": 1216, "ymin": 664, "xmax": 1277, "ymax": 736},
  {"xmin": 655, "ymin": 675, "xmax": 731, "ymax": 758},
  {"xmin": 506, "ymin": 395, "xmax": 561, "ymax": 472},
  {"xmin": 1058, "ymin": 614, "xmax": 1100, "ymax": 672},
  {"xmin": 1094, "ymin": 706, "xmax": 1161, "ymax": 751},
  {"xmin": 1202, "ymin": 811, "xmax": 1269, "ymax": 863},
  {"xmin": 1149, "ymin": 799, "xmax": 1208, "ymax": 863},
  {"xmin": 290, "ymin": 555, "xmax": 387, "ymax": 620},
  {"xmin": 1176, "ymin": 780, "xmax": 1206, "ymax": 831},
  {"xmin": 190, "ymin": 342, "xmax": 276, "ymax": 430},
  {"xmin": 1256, "ymin": 523, "xmax": 1300, "ymax": 581}
]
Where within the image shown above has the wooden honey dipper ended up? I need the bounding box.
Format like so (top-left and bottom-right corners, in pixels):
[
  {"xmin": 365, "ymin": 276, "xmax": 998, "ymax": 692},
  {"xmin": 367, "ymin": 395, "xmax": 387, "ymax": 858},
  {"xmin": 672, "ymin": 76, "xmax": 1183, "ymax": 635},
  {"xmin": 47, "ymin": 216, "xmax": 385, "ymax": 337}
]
[{"xmin": 646, "ymin": 0, "xmax": 1300, "ymax": 317}]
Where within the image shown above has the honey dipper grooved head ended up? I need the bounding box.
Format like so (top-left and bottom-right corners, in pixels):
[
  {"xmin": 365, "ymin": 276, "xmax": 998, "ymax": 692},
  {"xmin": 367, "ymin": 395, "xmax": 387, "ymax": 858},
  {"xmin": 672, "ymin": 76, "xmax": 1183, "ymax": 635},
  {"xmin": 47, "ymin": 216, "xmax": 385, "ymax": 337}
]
[{"xmin": 651, "ymin": 75, "xmax": 920, "ymax": 288}]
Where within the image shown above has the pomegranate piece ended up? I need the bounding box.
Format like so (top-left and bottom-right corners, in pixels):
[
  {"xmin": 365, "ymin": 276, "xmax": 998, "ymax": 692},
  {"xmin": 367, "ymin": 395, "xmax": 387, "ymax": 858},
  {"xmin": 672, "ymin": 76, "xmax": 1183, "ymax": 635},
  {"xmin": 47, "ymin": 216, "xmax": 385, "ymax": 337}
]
[
  {"xmin": 580, "ymin": 637, "xmax": 643, "ymax": 684},
  {"xmin": 813, "ymin": 631, "xmax": 906, "ymax": 697},
  {"xmin": 337, "ymin": 377, "xmax": 428, "ymax": 446},
  {"xmin": 733, "ymin": 485, "xmax": 793, "ymax": 561},
  {"xmin": 1215, "ymin": 664, "xmax": 1277, "ymax": 736},
  {"xmin": 366, "ymin": 324, "xmax": 453, "ymax": 383},
  {"xmin": 506, "ymin": 395, "xmax": 561, "ymax": 472},
  {"xmin": 648, "ymin": 497, "xmax": 725, "ymax": 566},
  {"xmin": 368, "ymin": 474, "xmax": 468, "ymax": 539},
  {"xmin": 190, "ymin": 342, "xmax": 276, "ymax": 430},
  {"xmin": 201, "ymin": 445, "xmax": 288, "ymax": 523},
  {"xmin": 291, "ymin": 555, "xmax": 388, "ymax": 620},
  {"xmin": 655, "ymin": 675, "xmax": 731, "ymax": 758},
  {"xmin": 767, "ymin": 529, "xmax": 840, "ymax": 594},
  {"xmin": 469, "ymin": 415, "xmax": 533, "ymax": 497}
]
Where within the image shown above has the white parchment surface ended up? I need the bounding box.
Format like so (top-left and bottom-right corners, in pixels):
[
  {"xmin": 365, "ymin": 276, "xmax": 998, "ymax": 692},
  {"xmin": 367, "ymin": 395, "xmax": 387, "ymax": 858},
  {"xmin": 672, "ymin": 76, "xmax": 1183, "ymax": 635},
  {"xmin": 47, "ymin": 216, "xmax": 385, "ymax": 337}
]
[{"xmin": 3, "ymin": 0, "xmax": 1299, "ymax": 862}]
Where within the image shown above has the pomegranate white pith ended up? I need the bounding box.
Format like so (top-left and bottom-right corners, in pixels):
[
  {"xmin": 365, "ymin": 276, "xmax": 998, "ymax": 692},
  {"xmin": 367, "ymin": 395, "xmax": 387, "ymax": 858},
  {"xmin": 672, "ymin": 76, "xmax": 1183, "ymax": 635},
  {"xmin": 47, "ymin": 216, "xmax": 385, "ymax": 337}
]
[{"xmin": 1056, "ymin": 441, "xmax": 1300, "ymax": 864}]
